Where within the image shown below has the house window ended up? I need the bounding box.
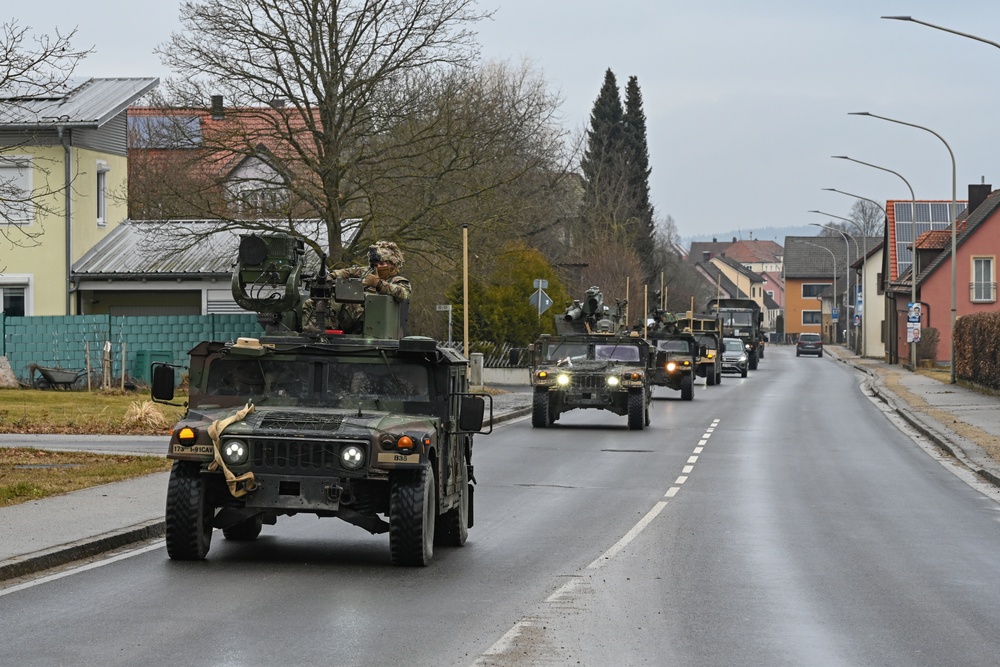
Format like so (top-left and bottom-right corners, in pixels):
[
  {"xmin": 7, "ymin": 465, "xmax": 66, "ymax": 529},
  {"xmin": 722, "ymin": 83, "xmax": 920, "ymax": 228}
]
[
  {"xmin": 802, "ymin": 283, "xmax": 829, "ymax": 298},
  {"xmin": 802, "ymin": 310, "xmax": 822, "ymax": 325},
  {"xmin": 96, "ymin": 161, "xmax": 110, "ymax": 225},
  {"xmin": 0, "ymin": 155, "xmax": 33, "ymax": 225},
  {"xmin": 972, "ymin": 257, "xmax": 996, "ymax": 303},
  {"xmin": 0, "ymin": 282, "xmax": 27, "ymax": 316}
]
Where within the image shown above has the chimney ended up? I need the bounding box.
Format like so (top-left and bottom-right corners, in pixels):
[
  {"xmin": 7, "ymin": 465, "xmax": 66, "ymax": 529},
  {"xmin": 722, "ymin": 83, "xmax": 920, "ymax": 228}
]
[
  {"xmin": 211, "ymin": 95, "xmax": 224, "ymax": 120},
  {"xmin": 968, "ymin": 180, "xmax": 992, "ymax": 215},
  {"xmin": 269, "ymin": 98, "xmax": 286, "ymax": 109}
]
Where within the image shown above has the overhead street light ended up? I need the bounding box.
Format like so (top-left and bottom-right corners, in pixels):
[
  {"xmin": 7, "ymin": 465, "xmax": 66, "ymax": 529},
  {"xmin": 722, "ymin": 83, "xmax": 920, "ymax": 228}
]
[
  {"xmin": 821, "ymin": 187, "xmax": 886, "ymax": 215},
  {"xmin": 882, "ymin": 16, "xmax": 1000, "ymax": 50},
  {"xmin": 832, "ymin": 155, "xmax": 918, "ymax": 371},
  {"xmin": 810, "ymin": 211, "xmax": 868, "ymax": 354},
  {"xmin": 848, "ymin": 112, "xmax": 958, "ymax": 383}
]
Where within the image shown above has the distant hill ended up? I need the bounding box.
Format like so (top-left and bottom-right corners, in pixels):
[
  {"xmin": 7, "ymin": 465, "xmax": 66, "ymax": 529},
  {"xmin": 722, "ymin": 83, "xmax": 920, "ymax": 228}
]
[{"xmin": 680, "ymin": 225, "xmax": 819, "ymax": 248}]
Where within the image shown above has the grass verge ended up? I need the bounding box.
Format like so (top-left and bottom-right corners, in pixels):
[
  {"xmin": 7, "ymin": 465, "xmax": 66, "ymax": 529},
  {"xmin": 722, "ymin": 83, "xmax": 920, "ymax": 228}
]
[{"xmin": 0, "ymin": 447, "xmax": 172, "ymax": 508}]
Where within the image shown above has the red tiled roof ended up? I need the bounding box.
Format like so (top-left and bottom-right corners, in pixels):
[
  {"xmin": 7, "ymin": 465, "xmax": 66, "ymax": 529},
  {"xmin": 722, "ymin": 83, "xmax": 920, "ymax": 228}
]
[{"xmin": 915, "ymin": 229, "xmax": 949, "ymax": 250}]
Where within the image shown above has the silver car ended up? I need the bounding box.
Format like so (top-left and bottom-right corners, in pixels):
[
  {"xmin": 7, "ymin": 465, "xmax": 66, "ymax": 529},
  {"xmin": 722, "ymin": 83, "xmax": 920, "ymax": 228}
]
[{"xmin": 720, "ymin": 337, "xmax": 749, "ymax": 378}]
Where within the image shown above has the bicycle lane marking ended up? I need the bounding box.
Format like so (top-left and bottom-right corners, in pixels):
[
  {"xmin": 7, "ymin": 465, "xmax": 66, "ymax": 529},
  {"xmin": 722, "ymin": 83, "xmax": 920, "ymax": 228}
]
[{"xmin": 472, "ymin": 418, "xmax": 721, "ymax": 666}]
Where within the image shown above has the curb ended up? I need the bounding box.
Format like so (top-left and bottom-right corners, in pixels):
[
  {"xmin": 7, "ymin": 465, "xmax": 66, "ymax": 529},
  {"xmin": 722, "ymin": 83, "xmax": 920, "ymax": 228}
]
[{"xmin": 0, "ymin": 519, "xmax": 165, "ymax": 582}]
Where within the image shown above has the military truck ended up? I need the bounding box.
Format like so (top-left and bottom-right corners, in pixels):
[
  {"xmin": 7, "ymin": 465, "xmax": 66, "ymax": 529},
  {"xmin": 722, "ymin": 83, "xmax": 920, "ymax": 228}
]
[
  {"xmin": 647, "ymin": 333, "xmax": 698, "ymax": 400},
  {"xmin": 151, "ymin": 233, "xmax": 490, "ymax": 567},
  {"xmin": 707, "ymin": 298, "xmax": 764, "ymax": 371},
  {"xmin": 674, "ymin": 310, "xmax": 723, "ymax": 386},
  {"xmin": 526, "ymin": 288, "xmax": 653, "ymax": 429}
]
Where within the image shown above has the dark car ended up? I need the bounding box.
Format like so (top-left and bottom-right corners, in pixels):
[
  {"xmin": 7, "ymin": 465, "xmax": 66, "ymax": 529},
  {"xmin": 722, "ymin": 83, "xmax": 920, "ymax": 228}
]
[
  {"xmin": 720, "ymin": 337, "xmax": 749, "ymax": 378},
  {"xmin": 796, "ymin": 333, "xmax": 823, "ymax": 357}
]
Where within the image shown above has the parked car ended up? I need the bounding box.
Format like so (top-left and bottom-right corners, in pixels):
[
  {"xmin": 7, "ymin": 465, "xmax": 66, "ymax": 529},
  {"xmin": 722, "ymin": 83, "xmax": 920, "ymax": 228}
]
[
  {"xmin": 796, "ymin": 333, "xmax": 823, "ymax": 357},
  {"xmin": 720, "ymin": 337, "xmax": 749, "ymax": 378}
]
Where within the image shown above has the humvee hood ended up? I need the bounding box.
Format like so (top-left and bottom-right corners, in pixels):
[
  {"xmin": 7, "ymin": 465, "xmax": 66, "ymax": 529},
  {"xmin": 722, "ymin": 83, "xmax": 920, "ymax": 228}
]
[{"xmin": 190, "ymin": 405, "xmax": 435, "ymax": 436}]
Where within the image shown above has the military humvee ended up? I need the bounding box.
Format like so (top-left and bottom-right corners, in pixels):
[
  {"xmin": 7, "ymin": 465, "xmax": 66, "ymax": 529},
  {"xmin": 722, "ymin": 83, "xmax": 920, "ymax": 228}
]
[
  {"xmin": 648, "ymin": 333, "xmax": 699, "ymax": 400},
  {"xmin": 523, "ymin": 286, "xmax": 654, "ymax": 430},
  {"xmin": 151, "ymin": 233, "xmax": 490, "ymax": 567}
]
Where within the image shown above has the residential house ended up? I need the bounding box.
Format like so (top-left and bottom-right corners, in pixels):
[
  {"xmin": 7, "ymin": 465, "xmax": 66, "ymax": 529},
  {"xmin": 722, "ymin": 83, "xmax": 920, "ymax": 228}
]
[
  {"xmin": 716, "ymin": 239, "xmax": 785, "ymax": 309},
  {"xmin": 784, "ymin": 235, "xmax": 849, "ymax": 344},
  {"xmin": 851, "ymin": 241, "xmax": 886, "ymax": 359},
  {"xmin": 692, "ymin": 258, "xmax": 780, "ymax": 336},
  {"xmin": 885, "ymin": 185, "xmax": 999, "ymax": 367},
  {"xmin": 0, "ymin": 77, "xmax": 159, "ymax": 315}
]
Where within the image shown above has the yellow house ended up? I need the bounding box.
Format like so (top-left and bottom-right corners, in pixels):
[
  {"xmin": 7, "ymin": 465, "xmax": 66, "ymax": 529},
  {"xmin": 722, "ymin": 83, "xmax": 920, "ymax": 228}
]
[{"xmin": 0, "ymin": 77, "xmax": 158, "ymax": 315}]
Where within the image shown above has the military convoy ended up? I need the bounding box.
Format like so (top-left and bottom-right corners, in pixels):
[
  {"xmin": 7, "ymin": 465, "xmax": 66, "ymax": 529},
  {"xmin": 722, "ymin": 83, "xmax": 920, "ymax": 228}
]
[
  {"xmin": 151, "ymin": 233, "xmax": 489, "ymax": 566},
  {"xmin": 524, "ymin": 286, "xmax": 654, "ymax": 429}
]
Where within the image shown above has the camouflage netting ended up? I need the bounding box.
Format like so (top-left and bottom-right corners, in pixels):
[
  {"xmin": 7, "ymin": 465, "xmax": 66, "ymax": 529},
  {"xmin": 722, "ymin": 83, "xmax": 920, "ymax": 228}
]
[{"xmin": 954, "ymin": 312, "xmax": 1000, "ymax": 390}]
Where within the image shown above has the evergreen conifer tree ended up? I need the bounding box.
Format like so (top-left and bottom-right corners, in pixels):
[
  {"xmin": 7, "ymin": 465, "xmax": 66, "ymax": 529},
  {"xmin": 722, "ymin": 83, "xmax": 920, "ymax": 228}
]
[
  {"xmin": 580, "ymin": 68, "xmax": 625, "ymax": 226},
  {"xmin": 623, "ymin": 75, "xmax": 657, "ymax": 278}
]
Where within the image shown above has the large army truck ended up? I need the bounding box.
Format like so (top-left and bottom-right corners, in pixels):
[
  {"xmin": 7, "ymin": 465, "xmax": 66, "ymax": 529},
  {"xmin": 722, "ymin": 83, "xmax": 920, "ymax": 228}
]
[
  {"xmin": 707, "ymin": 298, "xmax": 764, "ymax": 371},
  {"xmin": 526, "ymin": 287, "xmax": 654, "ymax": 429},
  {"xmin": 151, "ymin": 233, "xmax": 490, "ymax": 567}
]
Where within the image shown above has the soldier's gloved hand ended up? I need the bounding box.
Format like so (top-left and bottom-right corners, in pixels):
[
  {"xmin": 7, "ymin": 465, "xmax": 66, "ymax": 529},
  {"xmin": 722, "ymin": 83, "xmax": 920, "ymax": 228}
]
[{"xmin": 362, "ymin": 273, "xmax": 381, "ymax": 289}]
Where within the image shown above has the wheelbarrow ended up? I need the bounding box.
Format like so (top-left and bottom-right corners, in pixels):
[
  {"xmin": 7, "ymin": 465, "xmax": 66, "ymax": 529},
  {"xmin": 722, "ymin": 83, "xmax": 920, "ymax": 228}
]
[{"xmin": 28, "ymin": 364, "xmax": 88, "ymax": 390}]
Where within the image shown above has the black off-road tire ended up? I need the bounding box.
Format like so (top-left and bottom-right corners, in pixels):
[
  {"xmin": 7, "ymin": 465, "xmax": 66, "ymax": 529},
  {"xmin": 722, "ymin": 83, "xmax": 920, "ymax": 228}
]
[
  {"xmin": 749, "ymin": 351, "xmax": 758, "ymax": 371},
  {"xmin": 532, "ymin": 389, "xmax": 550, "ymax": 428},
  {"xmin": 165, "ymin": 461, "xmax": 214, "ymax": 560},
  {"xmin": 715, "ymin": 369, "xmax": 722, "ymax": 385},
  {"xmin": 627, "ymin": 389, "xmax": 644, "ymax": 431},
  {"xmin": 436, "ymin": 452, "xmax": 469, "ymax": 547},
  {"xmin": 390, "ymin": 467, "xmax": 436, "ymax": 566},
  {"xmin": 681, "ymin": 375, "xmax": 694, "ymax": 401},
  {"xmin": 706, "ymin": 366, "xmax": 716, "ymax": 386},
  {"xmin": 223, "ymin": 515, "xmax": 263, "ymax": 541}
]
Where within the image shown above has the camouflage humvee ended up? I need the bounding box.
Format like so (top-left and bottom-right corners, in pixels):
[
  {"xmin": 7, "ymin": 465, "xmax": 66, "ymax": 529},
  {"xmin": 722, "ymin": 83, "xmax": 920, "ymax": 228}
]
[
  {"xmin": 152, "ymin": 234, "xmax": 490, "ymax": 566},
  {"xmin": 648, "ymin": 333, "xmax": 699, "ymax": 401}
]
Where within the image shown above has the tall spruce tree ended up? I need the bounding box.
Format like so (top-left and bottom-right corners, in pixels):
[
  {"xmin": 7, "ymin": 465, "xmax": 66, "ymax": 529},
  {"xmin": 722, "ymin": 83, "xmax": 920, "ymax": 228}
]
[
  {"xmin": 580, "ymin": 68, "xmax": 625, "ymax": 230},
  {"xmin": 623, "ymin": 75, "xmax": 657, "ymax": 278}
]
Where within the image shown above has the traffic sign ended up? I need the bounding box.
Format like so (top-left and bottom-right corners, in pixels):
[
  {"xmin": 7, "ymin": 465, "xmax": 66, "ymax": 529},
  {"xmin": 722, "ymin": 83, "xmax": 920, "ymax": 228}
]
[
  {"xmin": 529, "ymin": 289, "xmax": 553, "ymax": 314},
  {"xmin": 831, "ymin": 307, "xmax": 839, "ymax": 322},
  {"xmin": 533, "ymin": 278, "xmax": 549, "ymax": 289}
]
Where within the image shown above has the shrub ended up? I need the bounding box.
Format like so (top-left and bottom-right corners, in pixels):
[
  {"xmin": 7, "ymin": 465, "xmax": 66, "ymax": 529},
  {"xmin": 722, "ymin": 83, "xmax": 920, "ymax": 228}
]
[{"xmin": 917, "ymin": 327, "xmax": 940, "ymax": 362}]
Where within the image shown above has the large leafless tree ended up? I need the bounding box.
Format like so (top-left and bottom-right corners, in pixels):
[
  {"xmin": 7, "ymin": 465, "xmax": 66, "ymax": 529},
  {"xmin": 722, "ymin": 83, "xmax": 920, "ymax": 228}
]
[{"xmin": 153, "ymin": 0, "xmax": 569, "ymax": 268}]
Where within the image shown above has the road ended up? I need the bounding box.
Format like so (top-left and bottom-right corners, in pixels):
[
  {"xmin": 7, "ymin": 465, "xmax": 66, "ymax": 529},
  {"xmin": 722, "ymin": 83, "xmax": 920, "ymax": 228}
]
[{"xmin": 3, "ymin": 347, "xmax": 1000, "ymax": 666}]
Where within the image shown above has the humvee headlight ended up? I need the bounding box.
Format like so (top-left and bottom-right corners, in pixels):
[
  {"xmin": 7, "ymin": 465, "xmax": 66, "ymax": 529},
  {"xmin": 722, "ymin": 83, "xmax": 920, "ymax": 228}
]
[
  {"xmin": 221, "ymin": 439, "xmax": 248, "ymax": 465},
  {"xmin": 666, "ymin": 362, "xmax": 677, "ymax": 372},
  {"xmin": 341, "ymin": 445, "xmax": 365, "ymax": 470},
  {"xmin": 606, "ymin": 376, "xmax": 620, "ymax": 387},
  {"xmin": 557, "ymin": 374, "xmax": 570, "ymax": 386}
]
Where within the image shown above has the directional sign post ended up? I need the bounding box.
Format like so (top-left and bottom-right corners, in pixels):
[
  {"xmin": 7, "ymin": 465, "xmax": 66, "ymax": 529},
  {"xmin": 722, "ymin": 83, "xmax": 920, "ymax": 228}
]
[
  {"xmin": 435, "ymin": 304, "xmax": 453, "ymax": 343},
  {"xmin": 529, "ymin": 290, "xmax": 553, "ymax": 318}
]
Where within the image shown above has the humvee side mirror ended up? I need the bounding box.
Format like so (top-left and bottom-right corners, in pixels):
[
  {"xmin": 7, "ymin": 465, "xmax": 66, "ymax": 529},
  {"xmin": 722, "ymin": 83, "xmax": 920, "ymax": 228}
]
[
  {"xmin": 151, "ymin": 363, "xmax": 175, "ymax": 402},
  {"xmin": 459, "ymin": 395, "xmax": 485, "ymax": 432},
  {"xmin": 699, "ymin": 345, "xmax": 708, "ymax": 357}
]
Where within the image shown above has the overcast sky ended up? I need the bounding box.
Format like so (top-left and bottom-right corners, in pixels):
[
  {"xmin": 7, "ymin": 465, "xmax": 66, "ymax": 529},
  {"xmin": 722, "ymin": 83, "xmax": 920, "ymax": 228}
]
[{"xmin": 16, "ymin": 0, "xmax": 1000, "ymax": 240}]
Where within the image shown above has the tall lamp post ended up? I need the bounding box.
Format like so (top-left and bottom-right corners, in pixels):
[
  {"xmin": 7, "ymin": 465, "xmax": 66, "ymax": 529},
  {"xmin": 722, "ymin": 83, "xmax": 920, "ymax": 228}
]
[
  {"xmin": 821, "ymin": 188, "xmax": 886, "ymax": 215},
  {"xmin": 848, "ymin": 111, "xmax": 958, "ymax": 383},
  {"xmin": 832, "ymin": 155, "xmax": 918, "ymax": 371},
  {"xmin": 808, "ymin": 220, "xmax": 856, "ymax": 348},
  {"xmin": 796, "ymin": 241, "xmax": 837, "ymax": 344},
  {"xmin": 810, "ymin": 210, "xmax": 868, "ymax": 355}
]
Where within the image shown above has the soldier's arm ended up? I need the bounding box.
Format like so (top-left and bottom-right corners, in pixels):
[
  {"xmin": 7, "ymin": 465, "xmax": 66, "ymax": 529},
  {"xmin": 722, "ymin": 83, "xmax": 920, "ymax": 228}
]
[
  {"xmin": 380, "ymin": 276, "xmax": 411, "ymax": 302},
  {"xmin": 330, "ymin": 266, "xmax": 366, "ymax": 279}
]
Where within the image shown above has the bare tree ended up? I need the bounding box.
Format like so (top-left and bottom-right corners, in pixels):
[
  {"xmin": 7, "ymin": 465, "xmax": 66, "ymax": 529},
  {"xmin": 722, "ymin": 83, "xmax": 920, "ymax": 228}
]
[
  {"xmin": 0, "ymin": 21, "xmax": 91, "ymax": 247},
  {"xmin": 850, "ymin": 199, "xmax": 885, "ymax": 237},
  {"xmin": 152, "ymin": 0, "xmax": 567, "ymax": 269}
]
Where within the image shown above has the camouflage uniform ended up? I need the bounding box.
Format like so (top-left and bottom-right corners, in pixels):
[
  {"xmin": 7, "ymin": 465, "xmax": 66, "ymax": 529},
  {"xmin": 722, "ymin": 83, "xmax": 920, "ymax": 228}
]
[{"xmin": 308, "ymin": 240, "xmax": 411, "ymax": 333}]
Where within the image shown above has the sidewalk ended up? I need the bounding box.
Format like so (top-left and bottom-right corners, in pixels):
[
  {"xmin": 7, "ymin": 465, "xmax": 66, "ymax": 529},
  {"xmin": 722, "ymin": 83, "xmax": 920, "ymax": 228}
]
[{"xmin": 0, "ymin": 390, "xmax": 533, "ymax": 583}]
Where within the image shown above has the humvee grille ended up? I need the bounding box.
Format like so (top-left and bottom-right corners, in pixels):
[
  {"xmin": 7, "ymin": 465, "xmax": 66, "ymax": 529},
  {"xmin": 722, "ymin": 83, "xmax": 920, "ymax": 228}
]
[
  {"xmin": 259, "ymin": 412, "xmax": 345, "ymax": 432},
  {"xmin": 250, "ymin": 438, "xmax": 359, "ymax": 473},
  {"xmin": 571, "ymin": 375, "xmax": 605, "ymax": 389}
]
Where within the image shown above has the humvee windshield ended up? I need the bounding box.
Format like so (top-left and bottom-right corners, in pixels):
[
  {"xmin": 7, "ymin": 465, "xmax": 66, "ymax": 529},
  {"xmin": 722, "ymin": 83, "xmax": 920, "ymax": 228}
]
[
  {"xmin": 657, "ymin": 339, "xmax": 693, "ymax": 354},
  {"xmin": 594, "ymin": 344, "xmax": 641, "ymax": 362},
  {"xmin": 545, "ymin": 342, "xmax": 588, "ymax": 363},
  {"xmin": 204, "ymin": 357, "xmax": 431, "ymax": 406}
]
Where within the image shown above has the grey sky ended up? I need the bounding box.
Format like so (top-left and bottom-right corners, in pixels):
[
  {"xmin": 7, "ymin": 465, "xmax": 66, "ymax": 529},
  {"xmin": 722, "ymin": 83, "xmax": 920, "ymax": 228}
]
[{"xmin": 15, "ymin": 1, "xmax": 1000, "ymax": 240}]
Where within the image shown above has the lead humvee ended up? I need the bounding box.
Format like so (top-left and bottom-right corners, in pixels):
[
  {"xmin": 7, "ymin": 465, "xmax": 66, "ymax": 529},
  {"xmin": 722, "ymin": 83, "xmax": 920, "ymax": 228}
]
[{"xmin": 151, "ymin": 234, "xmax": 490, "ymax": 566}]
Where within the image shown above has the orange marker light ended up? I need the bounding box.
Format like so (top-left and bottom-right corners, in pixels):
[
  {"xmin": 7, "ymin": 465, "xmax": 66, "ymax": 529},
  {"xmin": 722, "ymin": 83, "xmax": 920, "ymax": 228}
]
[
  {"xmin": 178, "ymin": 427, "xmax": 197, "ymax": 445},
  {"xmin": 397, "ymin": 435, "xmax": 414, "ymax": 450}
]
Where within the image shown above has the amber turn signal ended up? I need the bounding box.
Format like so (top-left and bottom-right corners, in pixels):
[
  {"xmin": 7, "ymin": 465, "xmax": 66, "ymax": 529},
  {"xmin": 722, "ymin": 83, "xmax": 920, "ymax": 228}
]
[
  {"xmin": 397, "ymin": 435, "xmax": 414, "ymax": 450},
  {"xmin": 178, "ymin": 427, "xmax": 197, "ymax": 446}
]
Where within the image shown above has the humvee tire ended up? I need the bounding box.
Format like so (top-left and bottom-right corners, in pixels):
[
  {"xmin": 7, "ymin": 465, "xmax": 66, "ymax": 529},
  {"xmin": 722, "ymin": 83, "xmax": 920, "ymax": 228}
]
[
  {"xmin": 749, "ymin": 352, "xmax": 758, "ymax": 371},
  {"xmin": 532, "ymin": 389, "xmax": 551, "ymax": 428},
  {"xmin": 706, "ymin": 368, "xmax": 716, "ymax": 386},
  {"xmin": 165, "ymin": 461, "xmax": 213, "ymax": 560},
  {"xmin": 627, "ymin": 389, "xmax": 644, "ymax": 431},
  {"xmin": 681, "ymin": 375, "xmax": 694, "ymax": 401},
  {"xmin": 223, "ymin": 515, "xmax": 263, "ymax": 541},
  {"xmin": 715, "ymin": 370, "xmax": 722, "ymax": 384},
  {"xmin": 390, "ymin": 467, "xmax": 436, "ymax": 566},
  {"xmin": 436, "ymin": 450, "xmax": 469, "ymax": 547}
]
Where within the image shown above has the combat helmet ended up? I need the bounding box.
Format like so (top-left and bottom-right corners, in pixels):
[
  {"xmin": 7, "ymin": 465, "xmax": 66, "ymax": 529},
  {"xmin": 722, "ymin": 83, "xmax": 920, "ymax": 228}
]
[{"xmin": 368, "ymin": 241, "xmax": 404, "ymax": 271}]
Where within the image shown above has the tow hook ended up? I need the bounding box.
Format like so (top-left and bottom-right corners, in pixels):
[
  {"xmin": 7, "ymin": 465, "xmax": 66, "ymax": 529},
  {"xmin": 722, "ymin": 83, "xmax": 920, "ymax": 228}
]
[{"xmin": 324, "ymin": 484, "xmax": 342, "ymax": 502}]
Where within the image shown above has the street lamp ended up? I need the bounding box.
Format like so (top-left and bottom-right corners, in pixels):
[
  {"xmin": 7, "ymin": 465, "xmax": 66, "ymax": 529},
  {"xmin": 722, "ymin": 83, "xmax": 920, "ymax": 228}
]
[
  {"xmin": 821, "ymin": 187, "xmax": 886, "ymax": 215},
  {"xmin": 810, "ymin": 209, "xmax": 869, "ymax": 355},
  {"xmin": 832, "ymin": 155, "xmax": 918, "ymax": 371},
  {"xmin": 808, "ymin": 220, "xmax": 854, "ymax": 347},
  {"xmin": 849, "ymin": 111, "xmax": 958, "ymax": 383},
  {"xmin": 796, "ymin": 240, "xmax": 837, "ymax": 344},
  {"xmin": 882, "ymin": 16, "xmax": 1000, "ymax": 50}
]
